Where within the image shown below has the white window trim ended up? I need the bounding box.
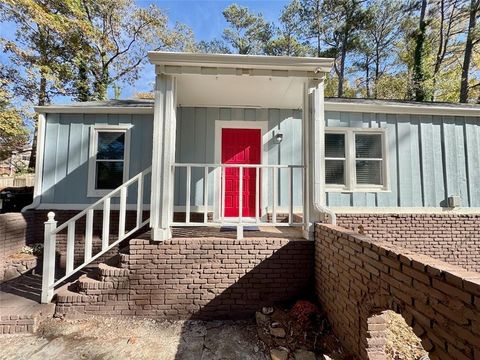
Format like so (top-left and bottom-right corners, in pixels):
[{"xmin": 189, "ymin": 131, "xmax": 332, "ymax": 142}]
[
  {"xmin": 324, "ymin": 127, "xmax": 390, "ymax": 193},
  {"xmin": 87, "ymin": 125, "xmax": 132, "ymax": 197}
]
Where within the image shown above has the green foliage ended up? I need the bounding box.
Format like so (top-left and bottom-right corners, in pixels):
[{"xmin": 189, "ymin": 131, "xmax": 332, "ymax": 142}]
[
  {"xmin": 0, "ymin": 65, "xmax": 29, "ymax": 162},
  {"xmin": 196, "ymin": 39, "xmax": 231, "ymax": 54},
  {"xmin": 222, "ymin": 4, "xmax": 273, "ymax": 54}
]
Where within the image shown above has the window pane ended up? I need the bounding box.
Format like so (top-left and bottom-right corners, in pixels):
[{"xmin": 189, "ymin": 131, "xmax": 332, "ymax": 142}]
[
  {"xmin": 356, "ymin": 160, "xmax": 382, "ymax": 185},
  {"xmin": 97, "ymin": 132, "xmax": 125, "ymax": 160},
  {"xmin": 96, "ymin": 161, "xmax": 124, "ymax": 189},
  {"xmin": 325, "ymin": 133, "xmax": 345, "ymax": 158},
  {"xmin": 325, "ymin": 160, "xmax": 345, "ymax": 185},
  {"xmin": 355, "ymin": 134, "xmax": 382, "ymax": 158}
]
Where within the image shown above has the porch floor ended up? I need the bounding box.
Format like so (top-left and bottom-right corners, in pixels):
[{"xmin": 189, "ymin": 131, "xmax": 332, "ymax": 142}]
[{"xmin": 136, "ymin": 226, "xmax": 305, "ymax": 240}]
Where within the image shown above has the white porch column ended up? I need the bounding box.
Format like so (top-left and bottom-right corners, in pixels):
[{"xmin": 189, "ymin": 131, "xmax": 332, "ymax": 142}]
[
  {"xmin": 302, "ymin": 78, "xmax": 326, "ymax": 239},
  {"xmin": 150, "ymin": 74, "xmax": 177, "ymax": 241}
]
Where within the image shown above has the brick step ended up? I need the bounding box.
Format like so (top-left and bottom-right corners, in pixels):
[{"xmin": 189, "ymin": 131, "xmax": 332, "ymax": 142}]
[
  {"xmin": 77, "ymin": 274, "xmax": 114, "ymax": 292},
  {"xmin": 56, "ymin": 282, "xmax": 95, "ymax": 304},
  {"xmin": 0, "ymin": 303, "xmax": 55, "ymax": 334},
  {"xmin": 98, "ymin": 263, "xmax": 129, "ymax": 280}
]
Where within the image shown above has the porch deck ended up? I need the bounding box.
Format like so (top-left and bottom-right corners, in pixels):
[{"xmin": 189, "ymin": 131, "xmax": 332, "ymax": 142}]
[{"xmin": 135, "ymin": 226, "xmax": 305, "ymax": 240}]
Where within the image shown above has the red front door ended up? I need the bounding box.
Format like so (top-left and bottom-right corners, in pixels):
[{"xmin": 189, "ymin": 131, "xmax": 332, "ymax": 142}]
[{"xmin": 222, "ymin": 128, "xmax": 261, "ymax": 217}]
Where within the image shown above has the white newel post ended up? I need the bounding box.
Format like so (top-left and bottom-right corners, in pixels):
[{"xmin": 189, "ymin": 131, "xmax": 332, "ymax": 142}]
[
  {"xmin": 41, "ymin": 212, "xmax": 56, "ymax": 303},
  {"xmin": 150, "ymin": 73, "xmax": 177, "ymax": 241}
]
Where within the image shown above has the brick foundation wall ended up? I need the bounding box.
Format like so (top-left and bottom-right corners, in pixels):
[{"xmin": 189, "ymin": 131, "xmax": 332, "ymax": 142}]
[
  {"xmin": 334, "ymin": 213, "xmax": 480, "ymax": 272},
  {"xmin": 0, "ymin": 213, "xmax": 34, "ymax": 281},
  {"xmin": 315, "ymin": 224, "xmax": 480, "ymax": 360},
  {"xmin": 56, "ymin": 237, "xmax": 314, "ymax": 320}
]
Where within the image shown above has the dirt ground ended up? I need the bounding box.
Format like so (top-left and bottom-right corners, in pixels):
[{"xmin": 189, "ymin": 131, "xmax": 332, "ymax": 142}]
[{"xmin": 0, "ymin": 317, "xmax": 268, "ymax": 360}]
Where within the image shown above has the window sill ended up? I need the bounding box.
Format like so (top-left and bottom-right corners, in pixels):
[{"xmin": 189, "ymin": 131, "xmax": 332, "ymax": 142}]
[{"xmin": 325, "ymin": 188, "xmax": 391, "ymax": 193}]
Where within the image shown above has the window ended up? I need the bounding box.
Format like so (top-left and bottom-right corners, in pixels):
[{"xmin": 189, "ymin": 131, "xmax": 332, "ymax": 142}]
[
  {"xmin": 88, "ymin": 126, "xmax": 131, "ymax": 197},
  {"xmin": 324, "ymin": 129, "xmax": 388, "ymax": 191}
]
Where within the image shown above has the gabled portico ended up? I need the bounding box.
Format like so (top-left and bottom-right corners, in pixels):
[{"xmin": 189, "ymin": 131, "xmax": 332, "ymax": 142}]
[{"xmin": 147, "ymin": 52, "xmax": 335, "ymax": 241}]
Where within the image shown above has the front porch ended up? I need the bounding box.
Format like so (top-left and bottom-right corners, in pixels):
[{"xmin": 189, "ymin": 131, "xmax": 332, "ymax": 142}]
[
  {"xmin": 149, "ymin": 52, "xmax": 334, "ymax": 241},
  {"xmin": 39, "ymin": 52, "xmax": 334, "ymax": 303}
]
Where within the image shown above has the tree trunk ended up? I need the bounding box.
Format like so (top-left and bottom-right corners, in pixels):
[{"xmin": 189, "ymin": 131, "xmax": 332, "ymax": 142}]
[
  {"xmin": 460, "ymin": 0, "xmax": 478, "ymax": 103},
  {"xmin": 28, "ymin": 73, "xmax": 47, "ymax": 170},
  {"xmin": 338, "ymin": 30, "xmax": 349, "ymax": 97},
  {"xmin": 412, "ymin": 0, "xmax": 428, "ymax": 102}
]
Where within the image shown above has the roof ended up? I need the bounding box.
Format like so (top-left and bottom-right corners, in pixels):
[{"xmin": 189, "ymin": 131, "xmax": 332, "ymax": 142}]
[
  {"xmin": 148, "ymin": 51, "xmax": 334, "ymax": 77},
  {"xmin": 324, "ymin": 98, "xmax": 480, "ymax": 117},
  {"xmin": 35, "ymin": 98, "xmax": 480, "ymax": 117}
]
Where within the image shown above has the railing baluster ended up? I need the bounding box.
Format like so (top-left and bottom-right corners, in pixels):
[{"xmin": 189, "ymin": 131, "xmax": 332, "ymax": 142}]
[
  {"xmin": 272, "ymin": 167, "xmax": 277, "ymax": 224},
  {"xmin": 85, "ymin": 209, "xmax": 93, "ymax": 262},
  {"xmin": 203, "ymin": 166, "xmax": 208, "ymax": 224},
  {"xmin": 186, "ymin": 165, "xmax": 191, "ymax": 223},
  {"xmin": 239, "ymin": 166, "xmax": 243, "ymax": 222},
  {"xmin": 136, "ymin": 174, "xmax": 143, "ymax": 228},
  {"xmin": 255, "ymin": 166, "xmax": 260, "ymax": 223},
  {"xmin": 289, "ymin": 166, "xmax": 294, "ymax": 224},
  {"xmin": 66, "ymin": 222, "xmax": 75, "ymax": 275},
  {"xmin": 221, "ymin": 166, "xmax": 226, "ymax": 222},
  {"xmin": 119, "ymin": 186, "xmax": 127, "ymax": 239},
  {"xmin": 102, "ymin": 198, "xmax": 110, "ymax": 251}
]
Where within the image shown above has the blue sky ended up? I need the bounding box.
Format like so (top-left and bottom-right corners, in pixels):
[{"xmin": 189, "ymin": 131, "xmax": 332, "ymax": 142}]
[
  {"xmin": 129, "ymin": 0, "xmax": 290, "ymax": 99},
  {"xmin": 0, "ymin": 0, "xmax": 290, "ymax": 103}
]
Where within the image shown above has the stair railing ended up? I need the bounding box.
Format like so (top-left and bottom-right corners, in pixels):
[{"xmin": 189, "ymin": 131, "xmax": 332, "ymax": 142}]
[{"xmin": 41, "ymin": 166, "xmax": 151, "ymax": 303}]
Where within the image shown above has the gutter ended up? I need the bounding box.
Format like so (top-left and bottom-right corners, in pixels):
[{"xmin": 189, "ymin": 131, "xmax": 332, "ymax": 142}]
[{"xmin": 22, "ymin": 113, "xmax": 46, "ymax": 212}]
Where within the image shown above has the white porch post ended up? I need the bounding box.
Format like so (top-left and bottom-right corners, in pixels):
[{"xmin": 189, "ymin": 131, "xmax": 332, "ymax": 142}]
[
  {"xmin": 302, "ymin": 78, "xmax": 326, "ymax": 239},
  {"xmin": 150, "ymin": 74, "xmax": 177, "ymax": 241}
]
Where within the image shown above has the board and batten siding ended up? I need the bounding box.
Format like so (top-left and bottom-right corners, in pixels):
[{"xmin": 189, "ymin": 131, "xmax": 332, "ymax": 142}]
[
  {"xmin": 325, "ymin": 111, "xmax": 480, "ymax": 208},
  {"xmin": 41, "ymin": 113, "xmax": 153, "ymax": 206},
  {"xmin": 39, "ymin": 107, "xmax": 480, "ymax": 210}
]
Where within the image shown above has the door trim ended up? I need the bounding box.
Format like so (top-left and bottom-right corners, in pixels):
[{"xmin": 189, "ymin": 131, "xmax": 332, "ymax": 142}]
[{"xmin": 214, "ymin": 120, "xmax": 268, "ymax": 221}]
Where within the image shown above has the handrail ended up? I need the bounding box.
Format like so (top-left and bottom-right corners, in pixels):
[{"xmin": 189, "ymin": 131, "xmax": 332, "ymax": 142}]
[
  {"xmin": 173, "ymin": 163, "xmax": 304, "ymax": 169},
  {"xmin": 53, "ymin": 167, "xmax": 152, "ymax": 234},
  {"xmin": 41, "ymin": 166, "xmax": 152, "ymax": 303}
]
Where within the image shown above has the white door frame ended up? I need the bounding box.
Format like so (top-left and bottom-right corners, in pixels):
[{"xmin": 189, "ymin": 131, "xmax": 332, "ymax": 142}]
[{"xmin": 213, "ymin": 120, "xmax": 269, "ymax": 221}]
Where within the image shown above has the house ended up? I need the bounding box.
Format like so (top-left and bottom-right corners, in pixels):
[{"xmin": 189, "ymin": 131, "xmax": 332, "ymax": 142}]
[{"xmin": 20, "ymin": 52, "xmax": 480, "ymax": 308}]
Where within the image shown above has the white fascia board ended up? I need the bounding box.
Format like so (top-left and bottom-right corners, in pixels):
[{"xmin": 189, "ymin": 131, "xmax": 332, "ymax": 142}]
[
  {"xmin": 148, "ymin": 51, "xmax": 334, "ymax": 74},
  {"xmin": 33, "ymin": 106, "xmax": 154, "ymax": 114},
  {"xmin": 325, "ymin": 101, "xmax": 480, "ymax": 117}
]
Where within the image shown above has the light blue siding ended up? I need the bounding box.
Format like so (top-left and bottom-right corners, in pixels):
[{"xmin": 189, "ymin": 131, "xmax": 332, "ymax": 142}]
[
  {"xmin": 324, "ymin": 111, "xmax": 480, "ymax": 208},
  {"xmin": 40, "ymin": 107, "xmax": 480, "ymax": 210},
  {"xmin": 41, "ymin": 113, "xmax": 153, "ymax": 205}
]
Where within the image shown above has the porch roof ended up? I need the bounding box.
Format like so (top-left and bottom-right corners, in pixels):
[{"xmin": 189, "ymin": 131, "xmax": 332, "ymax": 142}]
[
  {"xmin": 148, "ymin": 52, "xmax": 335, "ymax": 109},
  {"xmin": 147, "ymin": 51, "xmax": 334, "ymax": 76}
]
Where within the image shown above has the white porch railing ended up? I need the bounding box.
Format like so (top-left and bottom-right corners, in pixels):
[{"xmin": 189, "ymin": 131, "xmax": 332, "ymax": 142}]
[
  {"xmin": 41, "ymin": 167, "xmax": 151, "ymax": 303},
  {"xmin": 172, "ymin": 163, "xmax": 306, "ymax": 229}
]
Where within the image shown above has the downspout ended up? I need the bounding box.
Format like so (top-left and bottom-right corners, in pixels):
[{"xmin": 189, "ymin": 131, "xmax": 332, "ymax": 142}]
[
  {"xmin": 309, "ymin": 79, "xmax": 336, "ymax": 225},
  {"xmin": 22, "ymin": 112, "xmax": 46, "ymax": 212}
]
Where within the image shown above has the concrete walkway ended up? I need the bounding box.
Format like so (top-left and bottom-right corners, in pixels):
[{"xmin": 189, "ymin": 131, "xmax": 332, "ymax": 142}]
[
  {"xmin": 0, "ymin": 317, "xmax": 268, "ymax": 360},
  {"xmin": 0, "ymin": 273, "xmax": 54, "ymax": 334}
]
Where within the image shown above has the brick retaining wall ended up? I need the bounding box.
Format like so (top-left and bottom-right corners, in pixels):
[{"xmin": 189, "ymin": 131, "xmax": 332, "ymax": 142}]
[
  {"xmin": 56, "ymin": 237, "xmax": 314, "ymax": 319},
  {"xmin": 334, "ymin": 213, "xmax": 480, "ymax": 272},
  {"xmin": 0, "ymin": 213, "xmax": 34, "ymax": 281},
  {"xmin": 315, "ymin": 224, "xmax": 480, "ymax": 360}
]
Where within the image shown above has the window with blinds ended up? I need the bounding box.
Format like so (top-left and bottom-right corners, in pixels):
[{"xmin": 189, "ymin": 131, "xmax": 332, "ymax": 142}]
[
  {"xmin": 355, "ymin": 134, "xmax": 383, "ymax": 186},
  {"xmin": 325, "ymin": 133, "xmax": 346, "ymax": 185},
  {"xmin": 324, "ymin": 129, "xmax": 387, "ymax": 191}
]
